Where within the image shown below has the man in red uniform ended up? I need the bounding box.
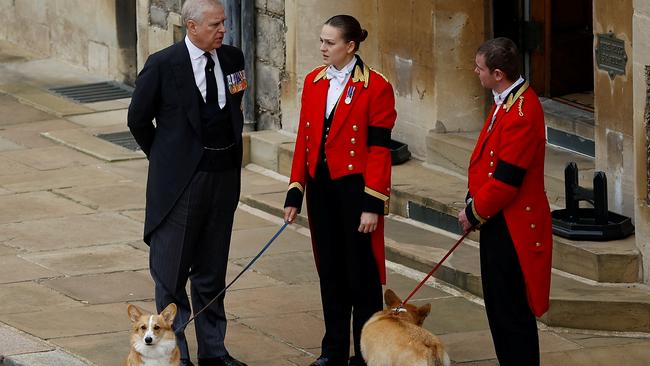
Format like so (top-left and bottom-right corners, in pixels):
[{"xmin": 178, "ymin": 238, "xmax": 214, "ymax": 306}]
[{"xmin": 458, "ymin": 37, "xmax": 552, "ymax": 366}]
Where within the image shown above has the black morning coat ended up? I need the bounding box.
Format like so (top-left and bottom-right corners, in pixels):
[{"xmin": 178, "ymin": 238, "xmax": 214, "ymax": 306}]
[{"xmin": 127, "ymin": 41, "xmax": 246, "ymax": 244}]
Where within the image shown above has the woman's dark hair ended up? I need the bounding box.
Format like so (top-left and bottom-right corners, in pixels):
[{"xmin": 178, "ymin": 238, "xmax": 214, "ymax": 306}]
[
  {"xmin": 324, "ymin": 15, "xmax": 368, "ymax": 52},
  {"xmin": 477, "ymin": 37, "xmax": 521, "ymax": 81}
]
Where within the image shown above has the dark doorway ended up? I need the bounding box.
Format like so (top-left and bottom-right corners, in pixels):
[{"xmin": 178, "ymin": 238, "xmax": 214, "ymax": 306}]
[
  {"xmin": 493, "ymin": 0, "xmax": 524, "ymax": 45},
  {"xmin": 116, "ymin": 0, "xmax": 138, "ymax": 85},
  {"xmin": 548, "ymin": 0, "xmax": 593, "ymax": 97},
  {"xmin": 492, "ymin": 0, "xmax": 526, "ymax": 76},
  {"xmin": 493, "ymin": 0, "xmax": 594, "ymax": 105}
]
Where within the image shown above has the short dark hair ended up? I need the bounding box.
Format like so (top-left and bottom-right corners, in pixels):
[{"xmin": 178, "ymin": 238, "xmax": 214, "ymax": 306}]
[
  {"xmin": 477, "ymin": 37, "xmax": 520, "ymax": 81},
  {"xmin": 324, "ymin": 15, "xmax": 368, "ymax": 52}
]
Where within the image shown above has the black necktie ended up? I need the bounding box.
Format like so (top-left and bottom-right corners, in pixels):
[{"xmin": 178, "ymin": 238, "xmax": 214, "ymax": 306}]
[{"xmin": 204, "ymin": 52, "xmax": 218, "ymax": 104}]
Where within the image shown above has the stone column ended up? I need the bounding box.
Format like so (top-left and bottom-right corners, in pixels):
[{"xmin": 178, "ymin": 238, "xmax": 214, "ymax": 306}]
[
  {"xmin": 593, "ymin": 0, "xmax": 634, "ymax": 219},
  {"xmin": 381, "ymin": 0, "xmax": 488, "ymax": 158},
  {"xmin": 633, "ymin": 0, "xmax": 650, "ymax": 283}
]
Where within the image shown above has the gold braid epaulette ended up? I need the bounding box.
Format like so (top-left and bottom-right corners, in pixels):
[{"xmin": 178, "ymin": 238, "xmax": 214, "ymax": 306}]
[
  {"xmin": 313, "ymin": 64, "xmax": 390, "ymax": 87},
  {"xmin": 504, "ymin": 81, "xmax": 529, "ymax": 113},
  {"xmin": 352, "ymin": 64, "xmax": 370, "ymax": 88},
  {"xmin": 312, "ymin": 65, "xmax": 328, "ymax": 83}
]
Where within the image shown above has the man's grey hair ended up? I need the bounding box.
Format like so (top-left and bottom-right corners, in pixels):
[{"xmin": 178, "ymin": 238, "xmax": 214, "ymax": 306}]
[{"xmin": 181, "ymin": 0, "xmax": 223, "ymax": 25}]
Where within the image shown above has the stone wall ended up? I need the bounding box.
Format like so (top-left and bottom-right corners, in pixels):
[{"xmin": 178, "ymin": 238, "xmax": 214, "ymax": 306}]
[
  {"xmin": 281, "ymin": 0, "xmax": 487, "ymax": 159},
  {"xmin": 255, "ymin": 0, "xmax": 285, "ymax": 130},
  {"xmin": 135, "ymin": 0, "xmax": 184, "ymax": 73},
  {"xmin": 0, "ymin": 0, "xmax": 137, "ymax": 83},
  {"xmin": 633, "ymin": 0, "xmax": 650, "ymax": 282},
  {"xmin": 135, "ymin": 0, "xmax": 286, "ymax": 130},
  {"xmin": 594, "ymin": 0, "xmax": 635, "ymax": 219}
]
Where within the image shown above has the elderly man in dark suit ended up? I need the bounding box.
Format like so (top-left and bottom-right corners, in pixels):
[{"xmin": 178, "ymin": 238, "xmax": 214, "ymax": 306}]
[{"xmin": 127, "ymin": 0, "xmax": 248, "ymax": 365}]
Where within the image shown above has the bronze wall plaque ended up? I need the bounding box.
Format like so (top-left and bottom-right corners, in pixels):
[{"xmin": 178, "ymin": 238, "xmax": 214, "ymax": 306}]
[{"xmin": 595, "ymin": 33, "xmax": 627, "ymax": 78}]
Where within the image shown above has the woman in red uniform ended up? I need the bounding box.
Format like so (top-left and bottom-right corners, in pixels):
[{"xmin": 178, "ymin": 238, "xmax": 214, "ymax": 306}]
[{"xmin": 283, "ymin": 15, "xmax": 396, "ymax": 366}]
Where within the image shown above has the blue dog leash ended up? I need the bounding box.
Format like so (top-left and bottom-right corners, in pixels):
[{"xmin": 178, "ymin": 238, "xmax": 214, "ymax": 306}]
[{"xmin": 178, "ymin": 222, "xmax": 289, "ymax": 331}]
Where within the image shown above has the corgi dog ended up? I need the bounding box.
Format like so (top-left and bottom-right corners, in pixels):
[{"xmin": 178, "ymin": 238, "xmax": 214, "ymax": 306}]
[
  {"xmin": 125, "ymin": 303, "xmax": 180, "ymax": 366},
  {"xmin": 360, "ymin": 289, "xmax": 450, "ymax": 366}
]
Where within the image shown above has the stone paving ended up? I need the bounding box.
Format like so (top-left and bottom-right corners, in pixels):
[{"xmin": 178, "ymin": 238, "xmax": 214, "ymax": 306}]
[{"xmin": 0, "ymin": 39, "xmax": 649, "ymax": 365}]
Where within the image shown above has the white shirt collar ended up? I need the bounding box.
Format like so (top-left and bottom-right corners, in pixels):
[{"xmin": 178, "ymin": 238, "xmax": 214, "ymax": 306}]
[
  {"xmin": 325, "ymin": 56, "xmax": 358, "ymax": 118},
  {"xmin": 184, "ymin": 35, "xmax": 226, "ymax": 108},
  {"xmin": 342, "ymin": 55, "xmax": 358, "ymax": 73},
  {"xmin": 492, "ymin": 76, "xmax": 524, "ymax": 106},
  {"xmin": 326, "ymin": 56, "xmax": 357, "ymax": 80},
  {"xmin": 185, "ymin": 35, "xmax": 214, "ymax": 60}
]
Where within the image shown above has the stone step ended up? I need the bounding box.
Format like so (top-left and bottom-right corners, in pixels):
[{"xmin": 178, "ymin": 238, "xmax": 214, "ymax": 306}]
[
  {"xmin": 390, "ymin": 159, "xmax": 639, "ymax": 284},
  {"xmin": 248, "ymin": 130, "xmax": 640, "ymax": 284},
  {"xmin": 383, "ymin": 218, "xmax": 650, "ymax": 333},
  {"xmin": 424, "ymin": 98, "xmax": 595, "ymax": 164},
  {"xmin": 425, "ymin": 131, "xmax": 478, "ymax": 176},
  {"xmin": 541, "ymin": 98, "xmax": 595, "ymax": 157},
  {"xmin": 425, "ymin": 131, "xmax": 596, "ymax": 201},
  {"xmin": 421, "ymin": 132, "xmax": 640, "ymax": 282},
  {"xmin": 239, "ymin": 164, "xmax": 650, "ymax": 333},
  {"xmin": 552, "ymin": 235, "xmax": 639, "ymax": 283}
]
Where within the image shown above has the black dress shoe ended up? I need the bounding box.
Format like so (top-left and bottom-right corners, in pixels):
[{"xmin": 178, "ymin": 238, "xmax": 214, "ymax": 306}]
[
  {"xmin": 309, "ymin": 357, "xmax": 330, "ymax": 366},
  {"xmin": 348, "ymin": 355, "xmax": 366, "ymax": 366},
  {"xmin": 181, "ymin": 361, "xmax": 195, "ymax": 366},
  {"xmin": 199, "ymin": 354, "xmax": 248, "ymax": 366},
  {"xmin": 309, "ymin": 356, "xmax": 349, "ymax": 366}
]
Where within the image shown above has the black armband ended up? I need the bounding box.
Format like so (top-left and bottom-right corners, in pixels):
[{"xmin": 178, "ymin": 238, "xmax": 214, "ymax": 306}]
[
  {"xmin": 493, "ymin": 160, "xmax": 526, "ymax": 187},
  {"xmin": 367, "ymin": 126, "xmax": 391, "ymax": 148}
]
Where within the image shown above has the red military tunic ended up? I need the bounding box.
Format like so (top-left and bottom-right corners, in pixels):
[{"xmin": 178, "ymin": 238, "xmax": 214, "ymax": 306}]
[
  {"xmin": 466, "ymin": 81, "xmax": 552, "ymax": 317},
  {"xmin": 286, "ymin": 61, "xmax": 396, "ymax": 284}
]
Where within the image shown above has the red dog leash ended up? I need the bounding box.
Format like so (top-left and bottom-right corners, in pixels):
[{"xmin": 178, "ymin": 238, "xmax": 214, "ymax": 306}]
[{"xmin": 397, "ymin": 228, "xmax": 473, "ymax": 310}]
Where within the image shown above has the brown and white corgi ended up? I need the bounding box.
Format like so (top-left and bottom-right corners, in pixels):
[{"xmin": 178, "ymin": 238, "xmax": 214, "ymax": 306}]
[
  {"xmin": 360, "ymin": 289, "xmax": 450, "ymax": 366},
  {"xmin": 125, "ymin": 303, "xmax": 180, "ymax": 366}
]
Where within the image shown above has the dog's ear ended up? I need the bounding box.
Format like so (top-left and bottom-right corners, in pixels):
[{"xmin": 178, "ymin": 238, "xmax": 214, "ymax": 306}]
[
  {"xmin": 416, "ymin": 303, "xmax": 432, "ymax": 325},
  {"xmin": 127, "ymin": 304, "xmax": 144, "ymax": 323},
  {"xmin": 161, "ymin": 303, "xmax": 177, "ymax": 325},
  {"xmin": 384, "ymin": 289, "xmax": 402, "ymax": 307}
]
